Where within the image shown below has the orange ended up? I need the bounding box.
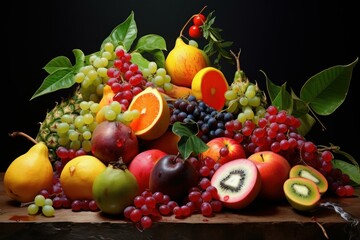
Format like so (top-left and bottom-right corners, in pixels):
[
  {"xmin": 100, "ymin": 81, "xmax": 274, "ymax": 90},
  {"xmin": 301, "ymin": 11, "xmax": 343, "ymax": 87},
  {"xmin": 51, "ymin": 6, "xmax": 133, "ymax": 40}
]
[
  {"xmin": 128, "ymin": 87, "xmax": 170, "ymax": 140},
  {"xmin": 191, "ymin": 67, "xmax": 229, "ymax": 111},
  {"xmin": 60, "ymin": 155, "xmax": 106, "ymax": 200}
]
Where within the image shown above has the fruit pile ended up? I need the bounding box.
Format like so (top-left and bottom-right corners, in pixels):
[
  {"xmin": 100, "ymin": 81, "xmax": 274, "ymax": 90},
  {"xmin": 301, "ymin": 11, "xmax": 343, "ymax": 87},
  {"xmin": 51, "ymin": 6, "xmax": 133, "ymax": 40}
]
[{"xmin": 4, "ymin": 6, "xmax": 359, "ymax": 231}]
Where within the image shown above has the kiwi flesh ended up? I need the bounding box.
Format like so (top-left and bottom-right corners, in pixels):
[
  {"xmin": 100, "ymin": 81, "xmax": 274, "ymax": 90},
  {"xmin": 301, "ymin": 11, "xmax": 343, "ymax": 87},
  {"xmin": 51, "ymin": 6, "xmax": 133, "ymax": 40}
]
[
  {"xmin": 289, "ymin": 164, "xmax": 328, "ymax": 195},
  {"xmin": 210, "ymin": 158, "xmax": 262, "ymax": 209},
  {"xmin": 283, "ymin": 177, "xmax": 321, "ymax": 211}
]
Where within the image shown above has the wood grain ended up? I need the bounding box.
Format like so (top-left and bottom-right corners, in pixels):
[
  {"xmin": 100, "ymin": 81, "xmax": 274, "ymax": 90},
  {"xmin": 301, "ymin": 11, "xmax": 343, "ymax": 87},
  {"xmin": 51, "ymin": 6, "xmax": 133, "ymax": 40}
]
[{"xmin": 0, "ymin": 173, "xmax": 359, "ymax": 240}]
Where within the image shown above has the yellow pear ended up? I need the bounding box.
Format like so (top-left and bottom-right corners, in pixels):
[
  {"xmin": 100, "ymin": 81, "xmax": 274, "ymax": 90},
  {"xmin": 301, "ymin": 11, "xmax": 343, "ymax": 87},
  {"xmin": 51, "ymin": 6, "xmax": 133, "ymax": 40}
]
[
  {"xmin": 165, "ymin": 37, "xmax": 210, "ymax": 88},
  {"xmin": 4, "ymin": 141, "xmax": 54, "ymax": 203}
]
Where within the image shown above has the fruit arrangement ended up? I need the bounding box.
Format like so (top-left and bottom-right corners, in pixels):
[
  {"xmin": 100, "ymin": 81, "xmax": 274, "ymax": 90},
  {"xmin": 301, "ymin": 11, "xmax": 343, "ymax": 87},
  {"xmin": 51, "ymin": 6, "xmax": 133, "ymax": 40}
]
[{"xmin": 5, "ymin": 6, "xmax": 360, "ymax": 231}]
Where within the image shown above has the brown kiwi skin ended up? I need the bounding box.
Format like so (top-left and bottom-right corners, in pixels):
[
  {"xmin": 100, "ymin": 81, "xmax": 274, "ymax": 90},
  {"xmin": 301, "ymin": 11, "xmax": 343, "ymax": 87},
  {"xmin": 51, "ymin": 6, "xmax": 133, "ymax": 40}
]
[
  {"xmin": 289, "ymin": 164, "xmax": 328, "ymax": 195},
  {"xmin": 283, "ymin": 177, "xmax": 321, "ymax": 211}
]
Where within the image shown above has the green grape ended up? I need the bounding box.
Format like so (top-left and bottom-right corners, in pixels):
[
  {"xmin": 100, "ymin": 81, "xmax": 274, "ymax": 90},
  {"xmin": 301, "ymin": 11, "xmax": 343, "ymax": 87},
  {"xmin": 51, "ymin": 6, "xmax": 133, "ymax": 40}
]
[
  {"xmin": 74, "ymin": 72, "xmax": 85, "ymax": 83},
  {"xmin": 74, "ymin": 116, "xmax": 85, "ymax": 128},
  {"xmin": 239, "ymin": 96, "xmax": 249, "ymax": 106},
  {"xmin": 42, "ymin": 205, "xmax": 55, "ymax": 217},
  {"xmin": 130, "ymin": 110, "xmax": 140, "ymax": 119},
  {"xmin": 104, "ymin": 109, "xmax": 116, "ymax": 121},
  {"xmin": 188, "ymin": 40, "xmax": 198, "ymax": 48},
  {"xmin": 142, "ymin": 68, "xmax": 151, "ymax": 77},
  {"xmin": 93, "ymin": 57, "xmax": 104, "ymax": 68},
  {"xmin": 82, "ymin": 140, "xmax": 92, "ymax": 152},
  {"xmin": 237, "ymin": 112, "xmax": 247, "ymax": 123},
  {"xmin": 70, "ymin": 140, "xmax": 81, "ymax": 150},
  {"xmin": 104, "ymin": 42, "xmax": 114, "ymax": 52},
  {"xmin": 80, "ymin": 101, "xmax": 91, "ymax": 110},
  {"xmin": 57, "ymin": 122, "xmax": 70, "ymax": 134},
  {"xmin": 82, "ymin": 130, "xmax": 92, "ymax": 140},
  {"xmin": 226, "ymin": 99, "xmax": 239, "ymax": 113},
  {"xmin": 90, "ymin": 102, "xmax": 101, "ymax": 113},
  {"xmin": 88, "ymin": 122, "xmax": 98, "ymax": 132},
  {"xmin": 122, "ymin": 111, "xmax": 134, "ymax": 122},
  {"xmin": 27, "ymin": 203, "xmax": 39, "ymax": 215},
  {"xmin": 224, "ymin": 90, "xmax": 237, "ymax": 100},
  {"xmin": 248, "ymin": 96, "xmax": 260, "ymax": 107},
  {"xmin": 163, "ymin": 74, "xmax": 171, "ymax": 83},
  {"xmin": 245, "ymin": 87, "xmax": 256, "ymax": 98},
  {"xmin": 148, "ymin": 62, "xmax": 157, "ymax": 74},
  {"xmin": 102, "ymin": 51, "xmax": 112, "ymax": 60},
  {"xmin": 44, "ymin": 198, "xmax": 53, "ymax": 206},
  {"xmin": 68, "ymin": 130, "xmax": 79, "ymax": 141},
  {"xmin": 154, "ymin": 75, "xmax": 164, "ymax": 86},
  {"xmin": 243, "ymin": 107, "xmax": 254, "ymax": 119},
  {"xmin": 109, "ymin": 101, "xmax": 122, "ymax": 114},
  {"xmin": 83, "ymin": 113, "xmax": 94, "ymax": 125},
  {"xmin": 163, "ymin": 82, "xmax": 173, "ymax": 91},
  {"xmin": 87, "ymin": 69, "xmax": 98, "ymax": 81},
  {"xmin": 34, "ymin": 195, "xmax": 46, "ymax": 207},
  {"xmin": 97, "ymin": 67, "xmax": 108, "ymax": 78},
  {"xmin": 156, "ymin": 68, "xmax": 167, "ymax": 76},
  {"xmin": 58, "ymin": 136, "xmax": 70, "ymax": 146},
  {"xmin": 61, "ymin": 114, "xmax": 73, "ymax": 124}
]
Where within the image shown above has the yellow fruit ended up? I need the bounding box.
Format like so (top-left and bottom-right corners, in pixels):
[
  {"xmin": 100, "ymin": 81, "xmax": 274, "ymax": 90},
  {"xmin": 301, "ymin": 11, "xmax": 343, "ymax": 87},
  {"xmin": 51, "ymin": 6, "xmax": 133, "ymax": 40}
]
[
  {"xmin": 60, "ymin": 155, "xmax": 106, "ymax": 200},
  {"xmin": 191, "ymin": 67, "xmax": 229, "ymax": 111},
  {"xmin": 163, "ymin": 83, "xmax": 194, "ymax": 99},
  {"xmin": 128, "ymin": 87, "xmax": 170, "ymax": 140},
  {"xmin": 165, "ymin": 37, "xmax": 210, "ymax": 87},
  {"xmin": 95, "ymin": 85, "xmax": 115, "ymax": 123},
  {"xmin": 4, "ymin": 141, "xmax": 53, "ymax": 203}
]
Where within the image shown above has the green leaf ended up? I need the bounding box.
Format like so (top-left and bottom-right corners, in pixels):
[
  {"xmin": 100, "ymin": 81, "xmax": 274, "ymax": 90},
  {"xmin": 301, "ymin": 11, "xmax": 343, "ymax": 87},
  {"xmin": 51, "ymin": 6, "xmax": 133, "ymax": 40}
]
[
  {"xmin": 30, "ymin": 69, "xmax": 76, "ymax": 100},
  {"xmin": 263, "ymin": 70, "xmax": 281, "ymax": 102},
  {"xmin": 130, "ymin": 52, "xmax": 150, "ymax": 70},
  {"xmin": 271, "ymin": 83, "xmax": 293, "ymax": 113},
  {"xmin": 43, "ymin": 56, "xmax": 73, "ymax": 74},
  {"xmin": 291, "ymin": 90, "xmax": 309, "ymax": 117},
  {"xmin": 296, "ymin": 113, "xmax": 316, "ymax": 136},
  {"xmin": 134, "ymin": 34, "xmax": 167, "ymax": 52},
  {"xmin": 300, "ymin": 57, "xmax": 358, "ymax": 115},
  {"xmin": 101, "ymin": 11, "xmax": 137, "ymax": 51},
  {"xmin": 332, "ymin": 159, "xmax": 360, "ymax": 185},
  {"xmin": 172, "ymin": 122, "xmax": 209, "ymax": 159}
]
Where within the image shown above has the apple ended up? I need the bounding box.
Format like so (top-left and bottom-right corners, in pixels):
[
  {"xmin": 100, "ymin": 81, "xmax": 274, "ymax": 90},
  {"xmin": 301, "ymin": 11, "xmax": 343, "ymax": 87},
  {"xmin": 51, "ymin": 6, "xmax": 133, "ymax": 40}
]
[
  {"xmin": 248, "ymin": 151, "xmax": 291, "ymax": 201},
  {"xmin": 200, "ymin": 137, "xmax": 246, "ymax": 164},
  {"xmin": 149, "ymin": 154, "xmax": 200, "ymax": 203},
  {"xmin": 128, "ymin": 149, "xmax": 167, "ymax": 193},
  {"xmin": 91, "ymin": 121, "xmax": 139, "ymax": 165}
]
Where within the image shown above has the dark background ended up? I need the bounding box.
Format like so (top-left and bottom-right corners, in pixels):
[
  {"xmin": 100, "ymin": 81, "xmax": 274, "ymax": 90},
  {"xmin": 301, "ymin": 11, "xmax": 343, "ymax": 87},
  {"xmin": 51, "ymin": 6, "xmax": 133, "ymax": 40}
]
[{"xmin": 2, "ymin": 0, "xmax": 359, "ymax": 171}]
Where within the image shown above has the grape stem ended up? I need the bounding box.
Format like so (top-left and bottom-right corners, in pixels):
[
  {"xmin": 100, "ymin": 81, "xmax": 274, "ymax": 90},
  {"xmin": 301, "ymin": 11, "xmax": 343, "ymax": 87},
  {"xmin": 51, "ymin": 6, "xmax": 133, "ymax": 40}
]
[{"xmin": 8, "ymin": 131, "xmax": 37, "ymax": 145}]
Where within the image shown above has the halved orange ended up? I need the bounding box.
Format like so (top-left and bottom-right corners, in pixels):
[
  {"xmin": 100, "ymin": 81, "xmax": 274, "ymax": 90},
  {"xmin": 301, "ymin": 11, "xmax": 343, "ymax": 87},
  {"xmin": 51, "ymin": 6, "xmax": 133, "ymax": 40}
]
[
  {"xmin": 128, "ymin": 87, "xmax": 170, "ymax": 140},
  {"xmin": 191, "ymin": 67, "xmax": 229, "ymax": 111}
]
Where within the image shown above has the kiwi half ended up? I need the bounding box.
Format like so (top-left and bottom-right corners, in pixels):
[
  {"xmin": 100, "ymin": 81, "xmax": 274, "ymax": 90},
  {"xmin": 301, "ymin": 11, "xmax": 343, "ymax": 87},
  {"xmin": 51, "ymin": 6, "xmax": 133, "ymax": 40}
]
[
  {"xmin": 283, "ymin": 177, "xmax": 321, "ymax": 211},
  {"xmin": 289, "ymin": 164, "xmax": 328, "ymax": 194}
]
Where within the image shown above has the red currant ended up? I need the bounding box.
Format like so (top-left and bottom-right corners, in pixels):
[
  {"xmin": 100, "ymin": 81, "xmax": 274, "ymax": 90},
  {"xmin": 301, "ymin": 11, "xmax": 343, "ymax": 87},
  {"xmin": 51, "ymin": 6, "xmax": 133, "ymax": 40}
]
[
  {"xmin": 193, "ymin": 13, "xmax": 206, "ymax": 26},
  {"xmin": 188, "ymin": 25, "xmax": 202, "ymax": 38}
]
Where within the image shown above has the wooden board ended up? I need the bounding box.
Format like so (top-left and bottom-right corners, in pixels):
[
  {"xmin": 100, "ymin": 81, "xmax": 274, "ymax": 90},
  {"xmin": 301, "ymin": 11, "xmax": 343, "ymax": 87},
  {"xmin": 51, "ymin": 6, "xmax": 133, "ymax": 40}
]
[{"xmin": 0, "ymin": 173, "xmax": 359, "ymax": 240}]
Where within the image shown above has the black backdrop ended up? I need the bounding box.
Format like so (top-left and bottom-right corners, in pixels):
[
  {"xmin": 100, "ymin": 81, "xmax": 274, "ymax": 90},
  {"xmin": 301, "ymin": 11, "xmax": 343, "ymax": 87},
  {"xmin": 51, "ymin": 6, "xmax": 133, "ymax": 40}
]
[{"xmin": 2, "ymin": 0, "xmax": 359, "ymax": 171}]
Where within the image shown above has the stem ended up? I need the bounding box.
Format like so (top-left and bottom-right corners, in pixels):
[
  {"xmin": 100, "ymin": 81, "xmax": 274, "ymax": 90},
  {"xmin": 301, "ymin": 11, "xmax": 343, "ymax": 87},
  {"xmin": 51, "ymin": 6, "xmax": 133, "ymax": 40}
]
[
  {"xmin": 230, "ymin": 49, "xmax": 241, "ymax": 72},
  {"xmin": 179, "ymin": 5, "xmax": 207, "ymax": 38},
  {"xmin": 9, "ymin": 131, "xmax": 37, "ymax": 145},
  {"xmin": 308, "ymin": 107, "xmax": 327, "ymax": 131}
]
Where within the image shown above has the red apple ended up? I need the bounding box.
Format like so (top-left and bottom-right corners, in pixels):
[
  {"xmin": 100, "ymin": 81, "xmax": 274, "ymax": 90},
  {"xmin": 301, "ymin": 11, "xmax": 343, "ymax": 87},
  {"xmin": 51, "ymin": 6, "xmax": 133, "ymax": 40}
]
[
  {"xmin": 200, "ymin": 137, "xmax": 246, "ymax": 164},
  {"xmin": 128, "ymin": 149, "xmax": 167, "ymax": 193},
  {"xmin": 248, "ymin": 151, "xmax": 291, "ymax": 201}
]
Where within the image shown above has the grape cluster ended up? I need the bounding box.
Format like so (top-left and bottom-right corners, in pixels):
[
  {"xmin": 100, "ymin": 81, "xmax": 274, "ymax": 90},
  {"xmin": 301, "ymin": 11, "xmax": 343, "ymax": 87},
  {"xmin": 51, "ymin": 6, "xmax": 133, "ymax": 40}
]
[
  {"xmin": 170, "ymin": 95, "xmax": 235, "ymax": 143},
  {"xmin": 123, "ymin": 156, "xmax": 223, "ymax": 230},
  {"xmin": 224, "ymin": 105, "xmax": 354, "ymax": 197},
  {"xmin": 142, "ymin": 61, "xmax": 173, "ymax": 91},
  {"xmin": 27, "ymin": 194, "xmax": 55, "ymax": 217}
]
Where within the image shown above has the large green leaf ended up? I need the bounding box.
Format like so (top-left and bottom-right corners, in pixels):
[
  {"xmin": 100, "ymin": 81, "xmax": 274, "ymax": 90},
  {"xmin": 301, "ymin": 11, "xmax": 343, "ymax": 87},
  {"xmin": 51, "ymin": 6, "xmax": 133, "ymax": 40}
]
[
  {"xmin": 332, "ymin": 159, "xmax": 360, "ymax": 185},
  {"xmin": 130, "ymin": 52, "xmax": 150, "ymax": 71},
  {"xmin": 263, "ymin": 70, "xmax": 281, "ymax": 102},
  {"xmin": 101, "ymin": 11, "xmax": 137, "ymax": 51},
  {"xmin": 290, "ymin": 90, "xmax": 309, "ymax": 117},
  {"xmin": 270, "ymin": 82, "xmax": 293, "ymax": 113},
  {"xmin": 30, "ymin": 69, "xmax": 76, "ymax": 100},
  {"xmin": 296, "ymin": 113, "xmax": 316, "ymax": 136},
  {"xmin": 300, "ymin": 58, "xmax": 358, "ymax": 115},
  {"xmin": 134, "ymin": 34, "xmax": 167, "ymax": 52},
  {"xmin": 30, "ymin": 49, "xmax": 85, "ymax": 100}
]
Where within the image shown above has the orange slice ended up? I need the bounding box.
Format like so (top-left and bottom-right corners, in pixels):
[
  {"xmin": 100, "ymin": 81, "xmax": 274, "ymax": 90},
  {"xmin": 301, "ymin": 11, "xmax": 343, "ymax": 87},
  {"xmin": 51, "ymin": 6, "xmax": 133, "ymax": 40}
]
[
  {"xmin": 128, "ymin": 87, "xmax": 170, "ymax": 140},
  {"xmin": 191, "ymin": 67, "xmax": 229, "ymax": 111}
]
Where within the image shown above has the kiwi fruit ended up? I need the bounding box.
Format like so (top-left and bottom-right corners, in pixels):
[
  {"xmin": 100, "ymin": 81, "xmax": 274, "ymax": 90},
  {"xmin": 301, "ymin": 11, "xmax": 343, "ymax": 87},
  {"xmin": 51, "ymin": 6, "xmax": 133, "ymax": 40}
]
[
  {"xmin": 210, "ymin": 158, "xmax": 262, "ymax": 209},
  {"xmin": 283, "ymin": 177, "xmax": 321, "ymax": 211},
  {"xmin": 289, "ymin": 164, "xmax": 328, "ymax": 194}
]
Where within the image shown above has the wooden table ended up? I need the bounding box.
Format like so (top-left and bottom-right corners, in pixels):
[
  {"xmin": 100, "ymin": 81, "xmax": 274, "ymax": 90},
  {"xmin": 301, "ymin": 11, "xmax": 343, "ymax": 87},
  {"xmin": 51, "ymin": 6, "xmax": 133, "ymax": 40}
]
[{"xmin": 0, "ymin": 173, "xmax": 359, "ymax": 240}]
